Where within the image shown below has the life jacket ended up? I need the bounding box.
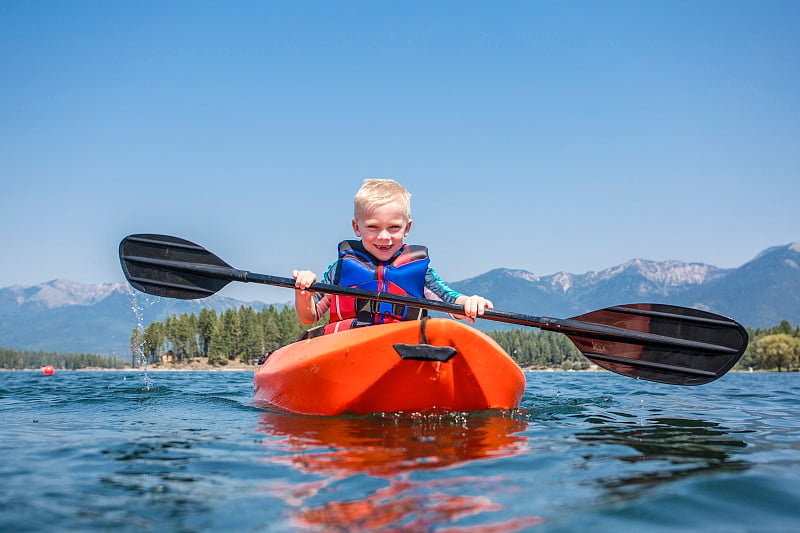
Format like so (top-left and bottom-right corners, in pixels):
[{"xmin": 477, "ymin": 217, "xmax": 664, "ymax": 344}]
[{"xmin": 323, "ymin": 240, "xmax": 429, "ymax": 335}]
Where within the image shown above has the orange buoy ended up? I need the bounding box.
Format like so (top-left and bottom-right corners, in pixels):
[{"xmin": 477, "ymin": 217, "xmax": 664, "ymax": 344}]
[{"xmin": 42, "ymin": 366, "xmax": 55, "ymax": 375}]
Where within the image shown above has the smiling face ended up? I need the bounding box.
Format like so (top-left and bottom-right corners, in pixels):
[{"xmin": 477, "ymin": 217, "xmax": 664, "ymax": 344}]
[{"xmin": 352, "ymin": 200, "xmax": 412, "ymax": 262}]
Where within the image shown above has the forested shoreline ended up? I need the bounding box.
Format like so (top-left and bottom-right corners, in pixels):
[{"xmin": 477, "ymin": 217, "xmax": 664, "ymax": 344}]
[
  {"xmin": 2, "ymin": 307, "xmax": 798, "ymax": 371},
  {"xmin": 0, "ymin": 348, "xmax": 126, "ymax": 370},
  {"xmin": 130, "ymin": 307, "xmax": 800, "ymax": 372},
  {"xmin": 128, "ymin": 306, "xmax": 325, "ymax": 367}
]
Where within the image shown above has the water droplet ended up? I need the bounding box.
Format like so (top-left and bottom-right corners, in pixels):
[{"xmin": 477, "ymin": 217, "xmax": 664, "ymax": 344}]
[{"xmin": 130, "ymin": 291, "xmax": 152, "ymax": 391}]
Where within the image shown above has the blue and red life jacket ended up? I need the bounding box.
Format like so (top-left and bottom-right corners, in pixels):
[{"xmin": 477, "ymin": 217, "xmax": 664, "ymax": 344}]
[{"xmin": 324, "ymin": 240, "xmax": 429, "ymax": 334}]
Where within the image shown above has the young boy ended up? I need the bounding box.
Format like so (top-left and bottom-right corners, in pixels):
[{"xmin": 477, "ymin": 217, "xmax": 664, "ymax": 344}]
[{"xmin": 293, "ymin": 179, "xmax": 493, "ymax": 333}]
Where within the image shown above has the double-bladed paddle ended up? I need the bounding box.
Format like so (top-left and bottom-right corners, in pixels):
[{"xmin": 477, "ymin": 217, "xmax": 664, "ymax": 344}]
[{"xmin": 119, "ymin": 234, "xmax": 748, "ymax": 386}]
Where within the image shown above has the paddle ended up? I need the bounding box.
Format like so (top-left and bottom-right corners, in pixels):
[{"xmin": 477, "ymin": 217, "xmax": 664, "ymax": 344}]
[{"xmin": 119, "ymin": 234, "xmax": 749, "ymax": 386}]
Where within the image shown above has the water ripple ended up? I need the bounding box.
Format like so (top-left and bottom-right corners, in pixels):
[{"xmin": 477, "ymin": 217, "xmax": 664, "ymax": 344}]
[{"xmin": 2, "ymin": 371, "xmax": 800, "ymax": 531}]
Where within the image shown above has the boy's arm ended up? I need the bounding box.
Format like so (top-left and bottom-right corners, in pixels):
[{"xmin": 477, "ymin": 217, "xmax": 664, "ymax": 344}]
[
  {"xmin": 293, "ymin": 262, "xmax": 336, "ymax": 325},
  {"xmin": 424, "ymin": 268, "xmax": 493, "ymax": 323},
  {"xmin": 293, "ymin": 270, "xmax": 320, "ymax": 325}
]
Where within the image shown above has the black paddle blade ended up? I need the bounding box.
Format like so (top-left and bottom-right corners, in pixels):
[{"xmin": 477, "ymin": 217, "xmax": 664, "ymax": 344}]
[
  {"xmin": 119, "ymin": 234, "xmax": 234, "ymax": 299},
  {"xmin": 565, "ymin": 304, "xmax": 748, "ymax": 386}
]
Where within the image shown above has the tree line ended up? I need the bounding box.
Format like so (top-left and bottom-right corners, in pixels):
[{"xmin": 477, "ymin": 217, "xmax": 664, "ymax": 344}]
[
  {"xmin": 129, "ymin": 306, "xmax": 592, "ymax": 369},
  {"xmin": 6, "ymin": 307, "xmax": 795, "ymax": 372},
  {"xmin": 487, "ymin": 328, "xmax": 589, "ymax": 369},
  {"xmin": 129, "ymin": 305, "xmax": 323, "ymax": 366},
  {"xmin": 0, "ymin": 347, "xmax": 126, "ymax": 370}
]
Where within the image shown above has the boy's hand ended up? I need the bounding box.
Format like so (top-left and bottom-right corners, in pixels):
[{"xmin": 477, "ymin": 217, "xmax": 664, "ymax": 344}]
[
  {"xmin": 292, "ymin": 270, "xmax": 317, "ymax": 292},
  {"xmin": 457, "ymin": 295, "xmax": 493, "ymax": 323}
]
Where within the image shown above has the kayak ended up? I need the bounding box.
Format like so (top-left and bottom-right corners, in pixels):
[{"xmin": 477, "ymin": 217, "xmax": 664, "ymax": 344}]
[{"xmin": 253, "ymin": 318, "xmax": 525, "ymax": 415}]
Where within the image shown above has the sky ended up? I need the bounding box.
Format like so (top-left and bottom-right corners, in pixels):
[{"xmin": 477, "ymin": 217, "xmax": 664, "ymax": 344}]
[{"xmin": 1, "ymin": 1, "xmax": 798, "ymax": 303}]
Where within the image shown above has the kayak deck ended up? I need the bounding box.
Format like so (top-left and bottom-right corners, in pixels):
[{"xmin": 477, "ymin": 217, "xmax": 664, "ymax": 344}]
[{"xmin": 253, "ymin": 318, "xmax": 525, "ymax": 415}]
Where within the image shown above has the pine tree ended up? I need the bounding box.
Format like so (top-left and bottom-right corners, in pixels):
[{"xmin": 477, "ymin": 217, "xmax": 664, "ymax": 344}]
[
  {"xmin": 209, "ymin": 308, "xmax": 241, "ymax": 363},
  {"xmin": 239, "ymin": 306, "xmax": 266, "ymax": 363},
  {"xmin": 143, "ymin": 321, "xmax": 165, "ymax": 360},
  {"xmin": 197, "ymin": 308, "xmax": 217, "ymax": 358}
]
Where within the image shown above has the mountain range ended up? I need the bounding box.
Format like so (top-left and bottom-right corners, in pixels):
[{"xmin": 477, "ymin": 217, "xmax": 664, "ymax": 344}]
[
  {"xmin": 0, "ymin": 279, "xmax": 273, "ymax": 357},
  {"xmin": 450, "ymin": 242, "xmax": 800, "ymax": 331},
  {"xmin": 1, "ymin": 243, "xmax": 798, "ymax": 355}
]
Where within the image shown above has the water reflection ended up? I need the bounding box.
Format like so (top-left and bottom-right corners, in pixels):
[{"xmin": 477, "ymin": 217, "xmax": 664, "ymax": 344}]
[
  {"xmin": 257, "ymin": 410, "xmax": 542, "ymax": 531},
  {"xmin": 575, "ymin": 415, "xmax": 750, "ymax": 497}
]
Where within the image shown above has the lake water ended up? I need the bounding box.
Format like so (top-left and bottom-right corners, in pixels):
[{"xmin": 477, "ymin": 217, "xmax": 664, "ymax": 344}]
[{"xmin": 1, "ymin": 370, "xmax": 799, "ymax": 532}]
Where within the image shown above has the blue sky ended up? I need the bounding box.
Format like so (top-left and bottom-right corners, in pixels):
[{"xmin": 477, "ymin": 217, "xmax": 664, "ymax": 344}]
[{"xmin": 2, "ymin": 1, "xmax": 798, "ymax": 303}]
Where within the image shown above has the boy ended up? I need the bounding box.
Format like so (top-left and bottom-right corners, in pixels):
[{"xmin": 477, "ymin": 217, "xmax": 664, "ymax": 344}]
[{"xmin": 293, "ymin": 179, "xmax": 493, "ymax": 334}]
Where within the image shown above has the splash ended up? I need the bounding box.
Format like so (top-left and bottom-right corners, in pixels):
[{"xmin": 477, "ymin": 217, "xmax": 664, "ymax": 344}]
[{"xmin": 130, "ymin": 291, "xmax": 153, "ymax": 390}]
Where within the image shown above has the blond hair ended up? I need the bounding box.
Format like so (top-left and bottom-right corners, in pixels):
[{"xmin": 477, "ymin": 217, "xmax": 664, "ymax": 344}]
[{"xmin": 353, "ymin": 179, "xmax": 412, "ymax": 220}]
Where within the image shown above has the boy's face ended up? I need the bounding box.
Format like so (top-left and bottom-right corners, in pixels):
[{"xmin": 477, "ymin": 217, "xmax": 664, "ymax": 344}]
[{"xmin": 352, "ymin": 200, "xmax": 412, "ymax": 262}]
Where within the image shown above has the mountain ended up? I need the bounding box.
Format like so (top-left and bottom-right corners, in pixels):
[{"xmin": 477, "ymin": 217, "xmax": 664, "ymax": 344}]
[
  {"xmin": 681, "ymin": 243, "xmax": 800, "ymax": 327},
  {"xmin": 450, "ymin": 260, "xmax": 730, "ymax": 320},
  {"xmin": 1, "ymin": 243, "xmax": 798, "ymax": 355},
  {"xmin": 0, "ymin": 279, "xmax": 274, "ymax": 356},
  {"xmin": 450, "ymin": 242, "xmax": 800, "ymax": 331}
]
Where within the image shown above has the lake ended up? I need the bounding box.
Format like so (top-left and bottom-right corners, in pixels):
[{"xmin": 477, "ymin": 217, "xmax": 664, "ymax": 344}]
[{"xmin": 1, "ymin": 370, "xmax": 799, "ymax": 532}]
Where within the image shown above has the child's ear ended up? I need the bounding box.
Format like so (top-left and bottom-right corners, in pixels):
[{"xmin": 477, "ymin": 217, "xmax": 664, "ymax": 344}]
[
  {"xmin": 351, "ymin": 219, "xmax": 361, "ymax": 237},
  {"xmin": 404, "ymin": 219, "xmax": 413, "ymax": 236}
]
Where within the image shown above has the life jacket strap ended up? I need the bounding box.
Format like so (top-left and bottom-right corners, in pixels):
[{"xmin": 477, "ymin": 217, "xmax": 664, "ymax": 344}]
[{"xmin": 355, "ymin": 298, "xmax": 427, "ymax": 323}]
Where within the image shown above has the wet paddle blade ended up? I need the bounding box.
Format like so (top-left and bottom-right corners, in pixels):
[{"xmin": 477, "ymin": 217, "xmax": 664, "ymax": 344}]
[
  {"xmin": 566, "ymin": 304, "xmax": 749, "ymax": 386},
  {"xmin": 119, "ymin": 234, "xmax": 235, "ymax": 299}
]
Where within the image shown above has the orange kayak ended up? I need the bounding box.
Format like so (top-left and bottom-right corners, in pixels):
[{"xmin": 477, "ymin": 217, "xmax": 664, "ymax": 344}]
[{"xmin": 253, "ymin": 318, "xmax": 525, "ymax": 415}]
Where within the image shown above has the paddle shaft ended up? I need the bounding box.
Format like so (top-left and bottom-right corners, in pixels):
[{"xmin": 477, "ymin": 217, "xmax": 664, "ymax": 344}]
[{"xmin": 124, "ymin": 255, "xmax": 737, "ymax": 355}]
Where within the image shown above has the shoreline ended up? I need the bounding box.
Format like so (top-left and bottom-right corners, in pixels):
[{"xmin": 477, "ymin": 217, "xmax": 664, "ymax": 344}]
[{"xmin": 1, "ymin": 366, "xmax": 780, "ymax": 373}]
